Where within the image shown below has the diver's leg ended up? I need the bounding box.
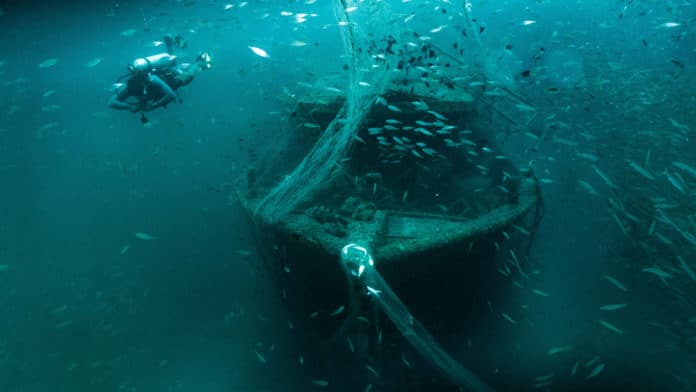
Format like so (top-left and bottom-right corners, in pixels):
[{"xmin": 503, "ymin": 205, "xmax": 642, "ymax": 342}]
[{"xmin": 175, "ymin": 64, "xmax": 203, "ymax": 88}]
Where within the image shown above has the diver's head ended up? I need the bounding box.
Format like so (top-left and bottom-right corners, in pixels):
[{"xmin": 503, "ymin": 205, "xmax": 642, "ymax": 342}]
[{"xmin": 128, "ymin": 58, "xmax": 150, "ymax": 75}]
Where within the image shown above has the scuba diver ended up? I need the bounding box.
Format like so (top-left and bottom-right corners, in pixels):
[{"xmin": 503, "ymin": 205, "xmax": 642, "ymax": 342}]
[{"xmin": 109, "ymin": 34, "xmax": 212, "ymax": 123}]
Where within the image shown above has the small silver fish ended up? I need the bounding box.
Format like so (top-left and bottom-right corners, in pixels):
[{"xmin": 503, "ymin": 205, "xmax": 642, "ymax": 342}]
[
  {"xmin": 673, "ymin": 161, "xmax": 696, "ymax": 178},
  {"xmin": 84, "ymin": 57, "xmax": 102, "ymax": 68},
  {"xmin": 411, "ymin": 100, "xmax": 428, "ymax": 110},
  {"xmin": 677, "ymin": 256, "xmax": 696, "ymax": 281},
  {"xmin": 598, "ymin": 320, "xmax": 623, "ymax": 335},
  {"xmin": 414, "ymin": 128, "xmax": 434, "ymax": 136},
  {"xmin": 120, "ymin": 28, "xmax": 137, "ymax": 37},
  {"xmin": 578, "ymin": 180, "xmax": 600, "ymax": 197},
  {"xmin": 422, "ymin": 148, "xmax": 437, "ymax": 156},
  {"xmin": 657, "ymin": 22, "xmax": 681, "ymax": 28},
  {"xmin": 109, "ymin": 83, "xmax": 125, "ymax": 91},
  {"xmin": 576, "ymin": 152, "xmax": 599, "ymax": 162},
  {"xmin": 38, "ymin": 58, "xmax": 58, "ymax": 68},
  {"xmin": 532, "ymin": 289, "xmax": 550, "ymax": 297},
  {"xmin": 135, "ymin": 232, "xmax": 156, "ymax": 240},
  {"xmin": 302, "ymin": 122, "xmax": 321, "ymax": 129},
  {"xmin": 501, "ymin": 312, "xmax": 517, "ymax": 324},
  {"xmin": 330, "ymin": 305, "xmax": 345, "ymax": 316},
  {"xmin": 592, "ymin": 165, "xmax": 617, "ymax": 189},
  {"xmin": 547, "ymin": 346, "xmax": 572, "ymax": 356},
  {"xmin": 585, "ymin": 363, "xmax": 605, "ymax": 379},
  {"xmin": 599, "ymin": 304, "xmax": 627, "ymax": 311},
  {"xmin": 663, "ymin": 170, "xmax": 686, "ymax": 194},
  {"xmin": 602, "ymin": 275, "xmax": 628, "ymax": 291},
  {"xmin": 402, "ymin": 352, "xmax": 411, "ymax": 367},
  {"xmin": 410, "ymin": 150, "xmax": 424, "ymax": 159},
  {"xmin": 627, "ymin": 160, "xmax": 654, "ymax": 180},
  {"xmin": 642, "ymin": 266, "xmax": 672, "ymax": 279},
  {"xmin": 119, "ymin": 244, "xmax": 130, "ymax": 255},
  {"xmin": 426, "ymin": 110, "xmax": 446, "ymax": 120},
  {"xmin": 366, "ymin": 286, "xmax": 381, "ymax": 296}
]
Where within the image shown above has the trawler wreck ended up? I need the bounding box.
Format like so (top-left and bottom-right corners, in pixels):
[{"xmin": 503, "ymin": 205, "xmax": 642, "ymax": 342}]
[{"xmin": 236, "ymin": 1, "xmax": 543, "ymax": 389}]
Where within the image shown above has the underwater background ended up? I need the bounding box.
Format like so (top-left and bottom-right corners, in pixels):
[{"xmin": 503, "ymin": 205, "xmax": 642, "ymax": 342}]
[{"xmin": 0, "ymin": 0, "xmax": 694, "ymax": 391}]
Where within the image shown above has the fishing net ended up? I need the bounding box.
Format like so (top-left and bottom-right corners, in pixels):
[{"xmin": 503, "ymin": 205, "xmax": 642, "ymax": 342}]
[
  {"xmin": 340, "ymin": 243, "xmax": 493, "ymax": 391},
  {"xmin": 253, "ymin": 0, "xmax": 499, "ymax": 223},
  {"xmin": 240, "ymin": 1, "xmax": 542, "ymax": 389},
  {"xmin": 254, "ymin": 1, "xmax": 393, "ymax": 223}
]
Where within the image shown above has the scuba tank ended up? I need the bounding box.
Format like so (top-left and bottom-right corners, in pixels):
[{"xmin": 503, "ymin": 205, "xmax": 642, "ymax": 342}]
[
  {"xmin": 128, "ymin": 53, "xmax": 177, "ymax": 75},
  {"xmin": 123, "ymin": 52, "xmax": 178, "ymax": 111}
]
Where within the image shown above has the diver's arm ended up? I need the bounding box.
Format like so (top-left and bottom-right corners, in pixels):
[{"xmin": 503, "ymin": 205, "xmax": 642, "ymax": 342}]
[
  {"xmin": 147, "ymin": 74, "xmax": 178, "ymax": 109},
  {"xmin": 109, "ymin": 87, "xmax": 140, "ymax": 111}
]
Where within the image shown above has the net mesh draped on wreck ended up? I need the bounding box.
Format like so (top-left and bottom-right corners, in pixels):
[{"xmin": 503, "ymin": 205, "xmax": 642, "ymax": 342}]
[
  {"xmin": 340, "ymin": 243, "xmax": 494, "ymax": 391},
  {"xmin": 239, "ymin": 1, "xmax": 539, "ymax": 390},
  {"xmin": 251, "ymin": 0, "xmax": 525, "ymax": 224}
]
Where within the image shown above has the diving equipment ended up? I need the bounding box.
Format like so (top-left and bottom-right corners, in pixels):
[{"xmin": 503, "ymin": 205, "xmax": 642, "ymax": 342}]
[{"xmin": 128, "ymin": 53, "xmax": 177, "ymax": 75}]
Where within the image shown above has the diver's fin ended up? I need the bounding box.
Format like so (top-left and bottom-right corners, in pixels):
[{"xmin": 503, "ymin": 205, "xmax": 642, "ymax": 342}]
[
  {"xmin": 163, "ymin": 34, "xmax": 186, "ymax": 53},
  {"xmin": 174, "ymin": 35, "xmax": 187, "ymax": 49},
  {"xmin": 197, "ymin": 51, "xmax": 213, "ymax": 70},
  {"xmin": 163, "ymin": 34, "xmax": 174, "ymax": 54}
]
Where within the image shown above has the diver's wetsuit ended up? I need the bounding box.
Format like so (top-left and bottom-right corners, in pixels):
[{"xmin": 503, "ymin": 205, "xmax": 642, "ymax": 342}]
[
  {"xmin": 109, "ymin": 63, "xmax": 201, "ymax": 112},
  {"xmin": 109, "ymin": 73, "xmax": 178, "ymax": 112},
  {"xmin": 158, "ymin": 63, "xmax": 198, "ymax": 91}
]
